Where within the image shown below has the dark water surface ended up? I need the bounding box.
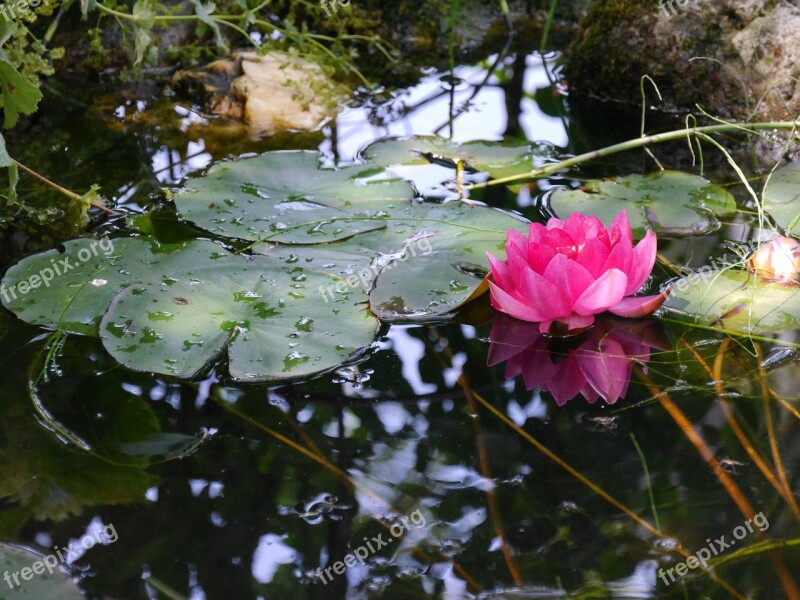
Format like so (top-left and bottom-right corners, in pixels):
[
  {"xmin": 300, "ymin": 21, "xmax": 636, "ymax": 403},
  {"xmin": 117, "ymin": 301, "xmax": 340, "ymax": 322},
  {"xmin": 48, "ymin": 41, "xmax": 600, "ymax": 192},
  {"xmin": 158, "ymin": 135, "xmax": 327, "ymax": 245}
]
[{"xmin": 1, "ymin": 52, "xmax": 799, "ymax": 600}]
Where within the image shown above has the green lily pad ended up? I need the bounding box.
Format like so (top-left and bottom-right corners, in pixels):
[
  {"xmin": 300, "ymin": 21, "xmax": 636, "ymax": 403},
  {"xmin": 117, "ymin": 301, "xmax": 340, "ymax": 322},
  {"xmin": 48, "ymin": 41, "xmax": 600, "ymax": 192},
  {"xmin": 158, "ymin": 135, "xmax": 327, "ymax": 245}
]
[
  {"xmin": 664, "ymin": 268, "xmax": 800, "ymax": 334},
  {"xmin": 548, "ymin": 171, "xmax": 737, "ymax": 238},
  {"xmin": 2, "ymin": 239, "xmax": 378, "ymax": 382},
  {"xmin": 0, "ymin": 238, "xmax": 227, "ymax": 336},
  {"xmin": 361, "ymin": 135, "xmax": 556, "ymax": 180},
  {"xmin": 255, "ymin": 200, "xmax": 529, "ymax": 320},
  {"xmin": 0, "ymin": 542, "xmax": 84, "ymax": 599},
  {"xmin": 174, "ymin": 149, "xmax": 529, "ymax": 320},
  {"xmin": 173, "ymin": 150, "xmax": 415, "ymax": 244},
  {"xmin": 762, "ymin": 161, "xmax": 800, "ymax": 234},
  {"xmin": 363, "ymin": 203, "xmax": 525, "ymax": 319},
  {"xmin": 3, "ymin": 147, "xmax": 531, "ymax": 380},
  {"xmin": 101, "ymin": 258, "xmax": 377, "ymax": 381}
]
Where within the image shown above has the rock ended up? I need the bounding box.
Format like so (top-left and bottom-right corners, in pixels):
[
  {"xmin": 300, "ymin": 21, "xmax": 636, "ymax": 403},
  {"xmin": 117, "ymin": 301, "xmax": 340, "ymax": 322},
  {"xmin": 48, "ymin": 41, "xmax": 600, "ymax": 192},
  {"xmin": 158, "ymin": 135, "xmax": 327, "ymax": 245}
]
[
  {"xmin": 566, "ymin": 0, "xmax": 800, "ymax": 121},
  {"xmin": 171, "ymin": 51, "xmax": 348, "ymax": 136}
]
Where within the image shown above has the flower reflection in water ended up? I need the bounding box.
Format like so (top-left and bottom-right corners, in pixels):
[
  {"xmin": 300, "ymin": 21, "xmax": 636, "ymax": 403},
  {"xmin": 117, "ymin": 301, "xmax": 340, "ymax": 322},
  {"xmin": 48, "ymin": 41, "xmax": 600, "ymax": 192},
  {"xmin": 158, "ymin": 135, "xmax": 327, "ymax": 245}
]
[{"xmin": 488, "ymin": 315, "xmax": 666, "ymax": 406}]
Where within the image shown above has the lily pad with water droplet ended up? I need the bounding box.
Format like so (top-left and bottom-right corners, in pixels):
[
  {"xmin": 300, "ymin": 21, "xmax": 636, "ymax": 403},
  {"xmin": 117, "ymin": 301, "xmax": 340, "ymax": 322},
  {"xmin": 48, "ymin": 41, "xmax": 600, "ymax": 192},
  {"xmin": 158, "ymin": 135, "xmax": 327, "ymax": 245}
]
[
  {"xmin": 762, "ymin": 161, "xmax": 800, "ymax": 234},
  {"xmin": 664, "ymin": 268, "xmax": 800, "ymax": 334},
  {"xmin": 101, "ymin": 257, "xmax": 377, "ymax": 381},
  {"xmin": 360, "ymin": 135, "xmax": 557, "ymax": 180},
  {"xmin": 363, "ymin": 202, "xmax": 528, "ymax": 320},
  {"xmin": 1, "ymin": 238, "xmax": 227, "ymax": 335},
  {"xmin": 255, "ymin": 199, "xmax": 530, "ymax": 320},
  {"xmin": 548, "ymin": 171, "xmax": 737, "ymax": 238},
  {"xmin": 2, "ymin": 239, "xmax": 378, "ymax": 382},
  {"xmin": 173, "ymin": 150, "xmax": 415, "ymax": 244}
]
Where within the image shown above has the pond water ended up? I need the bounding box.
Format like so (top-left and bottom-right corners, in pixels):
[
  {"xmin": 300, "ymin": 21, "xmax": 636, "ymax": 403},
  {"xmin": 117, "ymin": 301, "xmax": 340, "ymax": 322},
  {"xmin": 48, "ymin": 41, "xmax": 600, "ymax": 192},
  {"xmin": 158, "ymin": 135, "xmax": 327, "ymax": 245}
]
[{"xmin": 2, "ymin": 48, "xmax": 800, "ymax": 600}]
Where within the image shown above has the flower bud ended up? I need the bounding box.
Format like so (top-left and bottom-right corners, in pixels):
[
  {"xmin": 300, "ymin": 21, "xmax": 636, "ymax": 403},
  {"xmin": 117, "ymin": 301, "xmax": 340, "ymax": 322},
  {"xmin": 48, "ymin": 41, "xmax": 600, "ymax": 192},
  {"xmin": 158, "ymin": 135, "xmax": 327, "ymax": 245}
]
[{"xmin": 747, "ymin": 237, "xmax": 800, "ymax": 284}]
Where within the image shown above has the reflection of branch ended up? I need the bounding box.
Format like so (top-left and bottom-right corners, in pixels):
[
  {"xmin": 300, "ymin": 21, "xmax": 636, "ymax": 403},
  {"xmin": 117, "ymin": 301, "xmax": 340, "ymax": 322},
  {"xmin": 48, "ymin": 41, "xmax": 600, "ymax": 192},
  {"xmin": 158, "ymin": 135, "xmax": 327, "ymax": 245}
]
[
  {"xmin": 638, "ymin": 357, "xmax": 799, "ymax": 600},
  {"xmin": 682, "ymin": 340, "xmax": 800, "ymax": 519},
  {"xmin": 755, "ymin": 343, "xmax": 800, "ymax": 524},
  {"xmin": 433, "ymin": 15, "xmax": 515, "ymax": 136},
  {"xmin": 473, "ymin": 379, "xmax": 746, "ymax": 598},
  {"xmin": 463, "ymin": 376, "xmax": 522, "ymax": 585}
]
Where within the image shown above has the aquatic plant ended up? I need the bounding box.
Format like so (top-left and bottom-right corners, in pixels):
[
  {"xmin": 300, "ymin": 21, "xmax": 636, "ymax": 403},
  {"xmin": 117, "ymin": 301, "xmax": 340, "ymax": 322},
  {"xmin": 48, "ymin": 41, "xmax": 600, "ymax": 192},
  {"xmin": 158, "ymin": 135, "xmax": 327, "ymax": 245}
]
[{"xmin": 486, "ymin": 211, "xmax": 666, "ymax": 334}]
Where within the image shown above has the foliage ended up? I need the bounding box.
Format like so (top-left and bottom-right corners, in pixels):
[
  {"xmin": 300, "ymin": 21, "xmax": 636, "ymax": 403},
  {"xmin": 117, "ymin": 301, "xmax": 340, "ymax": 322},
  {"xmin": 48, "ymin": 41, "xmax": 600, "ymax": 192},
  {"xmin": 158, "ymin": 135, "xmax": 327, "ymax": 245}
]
[{"xmin": 2, "ymin": 150, "xmax": 527, "ymax": 381}]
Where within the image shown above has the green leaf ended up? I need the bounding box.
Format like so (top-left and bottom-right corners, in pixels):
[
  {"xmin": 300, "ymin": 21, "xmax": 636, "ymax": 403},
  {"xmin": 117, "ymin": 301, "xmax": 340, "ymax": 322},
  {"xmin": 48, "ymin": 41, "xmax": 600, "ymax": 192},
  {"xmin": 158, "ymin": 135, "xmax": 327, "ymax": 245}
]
[
  {"xmin": 361, "ymin": 135, "xmax": 557, "ymax": 180},
  {"xmin": 0, "ymin": 58, "xmax": 43, "ymax": 128},
  {"xmin": 664, "ymin": 268, "xmax": 800, "ymax": 334},
  {"xmin": 0, "ymin": 543, "xmax": 84, "ymax": 598},
  {"xmin": 762, "ymin": 161, "xmax": 800, "ymax": 234},
  {"xmin": 3, "ymin": 148, "xmax": 531, "ymax": 379},
  {"xmin": 0, "ymin": 132, "xmax": 15, "ymax": 204},
  {"xmin": 173, "ymin": 151, "xmax": 414, "ymax": 244},
  {"xmin": 189, "ymin": 0, "xmax": 228, "ymax": 51},
  {"xmin": 2, "ymin": 238, "xmax": 378, "ymax": 382},
  {"xmin": 0, "ymin": 131, "xmax": 12, "ymax": 167},
  {"xmin": 131, "ymin": 0, "xmax": 156, "ymax": 65},
  {"xmin": 548, "ymin": 171, "xmax": 737, "ymax": 238},
  {"xmin": 100, "ymin": 258, "xmax": 378, "ymax": 381},
  {"xmin": 0, "ymin": 238, "xmax": 228, "ymax": 336},
  {"xmin": 363, "ymin": 203, "xmax": 528, "ymax": 320}
]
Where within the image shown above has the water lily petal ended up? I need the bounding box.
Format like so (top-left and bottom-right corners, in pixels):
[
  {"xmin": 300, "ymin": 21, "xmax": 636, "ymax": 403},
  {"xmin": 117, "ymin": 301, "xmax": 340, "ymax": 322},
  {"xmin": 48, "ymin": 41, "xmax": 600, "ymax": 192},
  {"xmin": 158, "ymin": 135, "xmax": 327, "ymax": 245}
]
[
  {"xmin": 573, "ymin": 268, "xmax": 628, "ymax": 315},
  {"xmin": 562, "ymin": 212, "xmax": 587, "ymax": 238},
  {"xmin": 543, "ymin": 254, "xmax": 595, "ymax": 306},
  {"xmin": 608, "ymin": 288, "xmax": 669, "ymax": 317},
  {"xmin": 506, "ymin": 228, "xmax": 529, "ymax": 258},
  {"xmin": 610, "ymin": 210, "xmax": 633, "ymax": 245},
  {"xmin": 524, "ymin": 268, "xmax": 572, "ymax": 320},
  {"xmin": 544, "ymin": 228, "xmax": 578, "ymax": 257},
  {"xmin": 527, "ymin": 241, "xmax": 556, "ymax": 275},
  {"xmin": 576, "ymin": 237, "xmax": 611, "ymax": 278},
  {"xmin": 528, "ymin": 222, "xmax": 547, "ymax": 244},
  {"xmin": 625, "ymin": 230, "xmax": 657, "ymax": 294},
  {"xmin": 567, "ymin": 213, "xmax": 606, "ymax": 245},
  {"xmin": 504, "ymin": 242, "xmax": 529, "ymax": 291},
  {"xmin": 602, "ymin": 236, "xmax": 633, "ymax": 276},
  {"xmin": 486, "ymin": 252, "xmax": 512, "ymax": 291},
  {"xmin": 488, "ymin": 281, "xmax": 547, "ymax": 322}
]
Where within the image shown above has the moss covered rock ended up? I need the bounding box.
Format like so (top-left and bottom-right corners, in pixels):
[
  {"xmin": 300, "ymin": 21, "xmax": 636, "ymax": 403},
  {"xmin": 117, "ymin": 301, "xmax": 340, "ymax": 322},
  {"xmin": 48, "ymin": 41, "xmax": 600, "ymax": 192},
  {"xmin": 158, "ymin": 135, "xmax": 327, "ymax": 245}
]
[{"xmin": 566, "ymin": 0, "xmax": 800, "ymax": 121}]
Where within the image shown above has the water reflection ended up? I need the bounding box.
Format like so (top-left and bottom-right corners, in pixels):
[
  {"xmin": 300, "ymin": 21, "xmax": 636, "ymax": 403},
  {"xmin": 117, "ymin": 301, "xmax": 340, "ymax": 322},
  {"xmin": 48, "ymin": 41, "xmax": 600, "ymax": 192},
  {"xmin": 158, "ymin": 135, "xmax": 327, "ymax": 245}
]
[{"xmin": 488, "ymin": 315, "xmax": 665, "ymax": 406}]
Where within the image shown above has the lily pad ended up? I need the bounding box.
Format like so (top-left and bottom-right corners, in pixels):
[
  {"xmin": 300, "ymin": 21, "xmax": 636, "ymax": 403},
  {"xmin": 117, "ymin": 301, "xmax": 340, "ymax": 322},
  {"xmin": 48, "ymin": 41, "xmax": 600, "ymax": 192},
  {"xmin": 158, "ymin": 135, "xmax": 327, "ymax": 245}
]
[
  {"xmin": 664, "ymin": 268, "xmax": 800, "ymax": 334},
  {"xmin": 0, "ymin": 238, "xmax": 227, "ymax": 336},
  {"xmin": 762, "ymin": 161, "xmax": 800, "ymax": 234},
  {"xmin": 173, "ymin": 150, "xmax": 415, "ymax": 244},
  {"xmin": 361, "ymin": 135, "xmax": 557, "ymax": 180},
  {"xmin": 364, "ymin": 203, "xmax": 525, "ymax": 319},
  {"xmin": 174, "ymin": 149, "xmax": 530, "ymax": 320},
  {"xmin": 3, "ymin": 148, "xmax": 531, "ymax": 380},
  {"xmin": 255, "ymin": 201, "xmax": 529, "ymax": 320},
  {"xmin": 0, "ymin": 542, "xmax": 83, "ymax": 599},
  {"xmin": 101, "ymin": 258, "xmax": 377, "ymax": 381},
  {"xmin": 2, "ymin": 239, "xmax": 378, "ymax": 382},
  {"xmin": 548, "ymin": 171, "xmax": 737, "ymax": 238}
]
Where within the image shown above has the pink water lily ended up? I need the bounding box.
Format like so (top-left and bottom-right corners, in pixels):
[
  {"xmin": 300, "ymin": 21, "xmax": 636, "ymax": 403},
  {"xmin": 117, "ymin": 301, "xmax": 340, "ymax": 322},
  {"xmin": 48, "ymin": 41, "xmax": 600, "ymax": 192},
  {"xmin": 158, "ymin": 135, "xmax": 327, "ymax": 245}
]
[
  {"xmin": 487, "ymin": 211, "xmax": 668, "ymax": 334},
  {"xmin": 488, "ymin": 315, "xmax": 665, "ymax": 406}
]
